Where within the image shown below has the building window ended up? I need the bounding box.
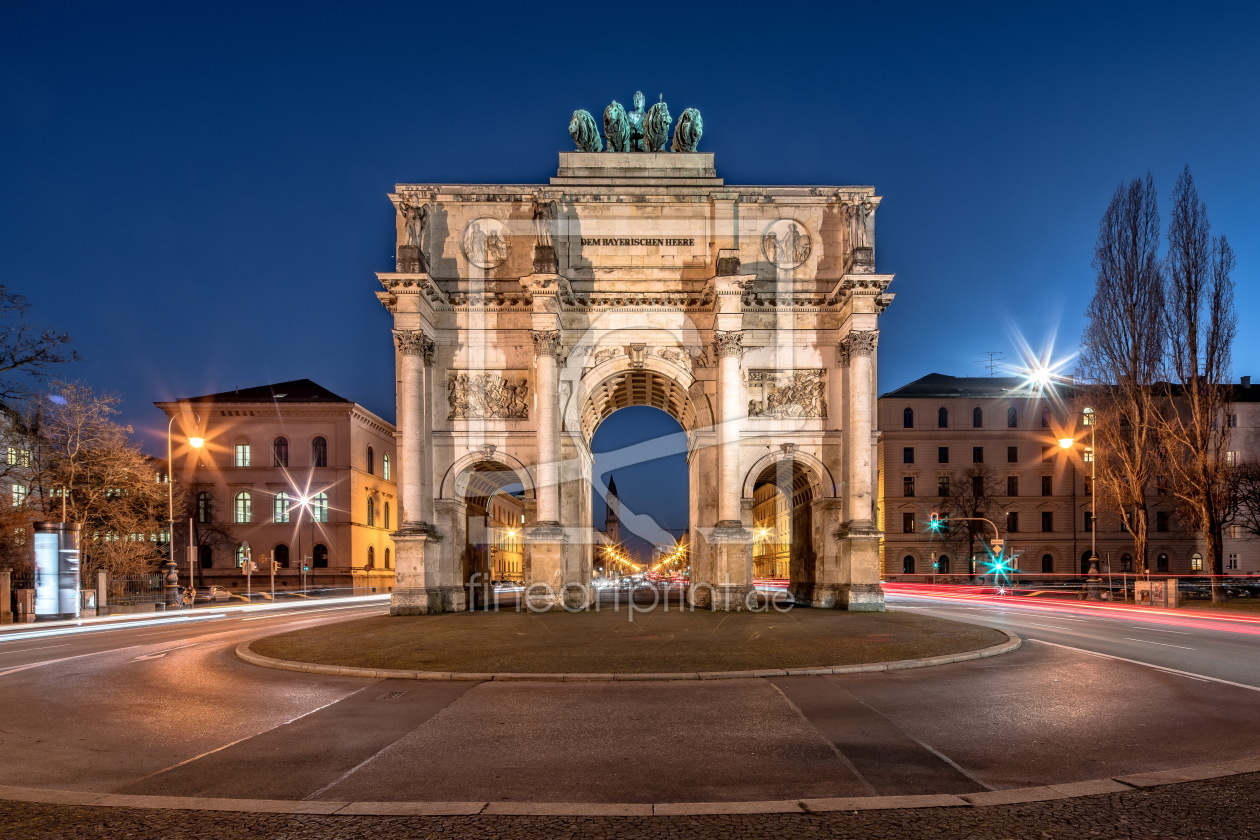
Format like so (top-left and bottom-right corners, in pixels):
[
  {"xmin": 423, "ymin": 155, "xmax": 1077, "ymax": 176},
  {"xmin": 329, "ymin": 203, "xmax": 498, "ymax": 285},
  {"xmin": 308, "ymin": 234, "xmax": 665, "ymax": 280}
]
[
  {"xmin": 938, "ymin": 447, "xmax": 949, "ymax": 464},
  {"xmin": 1006, "ymin": 511, "xmax": 1019, "ymax": 533},
  {"xmin": 199, "ymin": 545, "xmax": 213, "ymax": 568},
  {"xmin": 1190, "ymin": 553, "xmax": 1203, "ymax": 572},
  {"xmin": 273, "ymin": 437, "xmax": 289, "ymax": 467},
  {"xmin": 1156, "ymin": 511, "xmax": 1169, "ymax": 532},
  {"xmin": 384, "ymin": 547, "xmax": 392, "ymax": 569},
  {"xmin": 312, "ymin": 492, "xmax": 329, "ymax": 523},
  {"xmin": 234, "ymin": 492, "xmax": 252, "ymax": 523},
  {"xmin": 902, "ymin": 512, "xmax": 915, "ymax": 533},
  {"xmin": 234, "ymin": 443, "xmax": 251, "ymax": 468},
  {"xmin": 972, "ymin": 475, "xmax": 984, "ymax": 496},
  {"xmin": 197, "ymin": 491, "xmax": 211, "ymax": 524},
  {"xmin": 1007, "ymin": 407, "xmax": 1017, "ymax": 428},
  {"xmin": 972, "ymin": 407, "xmax": 983, "ymax": 428},
  {"xmin": 273, "ymin": 492, "xmax": 290, "ymax": 523},
  {"xmin": 367, "ymin": 446, "xmax": 375, "ymax": 475},
  {"xmin": 1041, "ymin": 407, "xmax": 1051, "ymax": 428},
  {"xmin": 903, "ymin": 408, "xmax": 914, "ymax": 428},
  {"xmin": 1156, "ymin": 553, "xmax": 1169, "ymax": 572},
  {"xmin": 367, "ymin": 497, "xmax": 376, "ymax": 527},
  {"xmin": 902, "ymin": 555, "xmax": 916, "ymax": 574},
  {"xmin": 367, "ymin": 545, "xmax": 376, "ymax": 569},
  {"xmin": 312, "ymin": 543, "xmax": 328, "ymax": 568},
  {"xmin": 1227, "ymin": 553, "xmax": 1239, "ymax": 570},
  {"xmin": 1225, "ymin": 451, "xmax": 1239, "ymax": 466},
  {"xmin": 1084, "ymin": 511, "xmax": 1093, "ymax": 532},
  {"xmin": 1156, "ymin": 475, "xmax": 1167, "ymax": 495},
  {"xmin": 273, "ymin": 544, "xmax": 289, "ymax": 568},
  {"xmin": 312, "ymin": 437, "xmax": 327, "ymax": 468},
  {"xmin": 1227, "ymin": 413, "xmax": 1238, "ymax": 428},
  {"xmin": 903, "ymin": 476, "xmax": 915, "ymax": 497},
  {"xmin": 938, "ymin": 407, "xmax": 948, "ymax": 428},
  {"xmin": 972, "ymin": 446, "xmax": 983, "ymax": 464},
  {"xmin": 1041, "ymin": 475, "xmax": 1052, "ymax": 496},
  {"xmin": 1042, "ymin": 511, "xmax": 1053, "ymax": 532},
  {"xmin": 1007, "ymin": 476, "xmax": 1019, "ymax": 496},
  {"xmin": 936, "ymin": 555, "xmax": 951, "ymax": 573},
  {"xmin": 1006, "ymin": 446, "xmax": 1017, "ymax": 464},
  {"xmin": 383, "ymin": 454, "xmax": 391, "ymax": 480},
  {"xmin": 1084, "ymin": 446, "xmax": 1094, "ymax": 465},
  {"xmin": 938, "ymin": 476, "xmax": 950, "ymax": 496},
  {"xmin": 1121, "ymin": 553, "xmax": 1133, "ymax": 572},
  {"xmin": 1229, "ymin": 524, "xmax": 1241, "ymax": 538},
  {"xmin": 236, "ymin": 544, "xmax": 250, "ymax": 568},
  {"xmin": 903, "ymin": 447, "xmax": 914, "ymax": 464},
  {"xmin": 384, "ymin": 501, "xmax": 391, "ymax": 530},
  {"xmin": 1042, "ymin": 553, "xmax": 1054, "ymax": 573},
  {"xmin": 11, "ymin": 485, "xmax": 28, "ymax": 507}
]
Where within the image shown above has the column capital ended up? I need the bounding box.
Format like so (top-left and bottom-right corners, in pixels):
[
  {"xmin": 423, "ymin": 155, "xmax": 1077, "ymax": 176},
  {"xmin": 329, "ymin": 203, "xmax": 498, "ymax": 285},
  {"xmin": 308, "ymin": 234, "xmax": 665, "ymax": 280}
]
[
  {"xmin": 531, "ymin": 329, "xmax": 562, "ymax": 358},
  {"xmin": 838, "ymin": 329, "xmax": 878, "ymax": 366},
  {"xmin": 712, "ymin": 330, "xmax": 745, "ymax": 359},
  {"xmin": 394, "ymin": 329, "xmax": 436, "ymax": 365}
]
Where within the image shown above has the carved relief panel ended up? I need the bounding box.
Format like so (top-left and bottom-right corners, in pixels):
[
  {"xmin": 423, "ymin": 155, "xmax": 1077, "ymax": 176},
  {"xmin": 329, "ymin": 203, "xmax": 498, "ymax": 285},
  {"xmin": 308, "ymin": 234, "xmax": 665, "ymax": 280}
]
[
  {"xmin": 447, "ymin": 372, "xmax": 530, "ymax": 419},
  {"xmin": 746, "ymin": 370, "xmax": 827, "ymax": 418}
]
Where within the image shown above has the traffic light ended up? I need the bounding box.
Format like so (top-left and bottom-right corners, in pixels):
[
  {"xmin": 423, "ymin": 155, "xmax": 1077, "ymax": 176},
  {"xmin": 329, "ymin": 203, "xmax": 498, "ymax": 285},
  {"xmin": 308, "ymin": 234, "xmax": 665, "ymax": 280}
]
[
  {"xmin": 927, "ymin": 512, "xmax": 942, "ymax": 531},
  {"xmin": 302, "ymin": 565, "xmax": 310, "ymax": 572}
]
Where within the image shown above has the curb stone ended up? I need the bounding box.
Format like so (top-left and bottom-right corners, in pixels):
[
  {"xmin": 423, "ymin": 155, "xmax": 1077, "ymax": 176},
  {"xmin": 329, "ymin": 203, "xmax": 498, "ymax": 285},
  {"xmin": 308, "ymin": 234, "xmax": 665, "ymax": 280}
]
[{"xmin": 233, "ymin": 630, "xmax": 1023, "ymax": 682}]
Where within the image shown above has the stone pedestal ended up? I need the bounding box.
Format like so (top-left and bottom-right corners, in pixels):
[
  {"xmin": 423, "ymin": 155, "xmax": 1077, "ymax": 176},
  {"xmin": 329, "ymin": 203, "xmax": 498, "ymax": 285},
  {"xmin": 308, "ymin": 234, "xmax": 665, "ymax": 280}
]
[
  {"xmin": 390, "ymin": 532, "xmax": 457, "ymax": 615},
  {"xmin": 700, "ymin": 522, "xmax": 754, "ymax": 611},
  {"xmin": 836, "ymin": 529, "xmax": 885, "ymax": 612},
  {"xmin": 524, "ymin": 523, "xmax": 573, "ymax": 611}
]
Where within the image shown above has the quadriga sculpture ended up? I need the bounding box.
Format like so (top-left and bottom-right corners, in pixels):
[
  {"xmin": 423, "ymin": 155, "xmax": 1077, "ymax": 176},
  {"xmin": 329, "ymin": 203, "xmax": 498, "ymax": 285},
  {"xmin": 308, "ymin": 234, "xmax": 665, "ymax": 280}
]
[
  {"xmin": 568, "ymin": 110, "xmax": 603, "ymax": 152},
  {"xmin": 603, "ymin": 101, "xmax": 631, "ymax": 152},
  {"xmin": 642, "ymin": 101, "xmax": 672, "ymax": 152},
  {"xmin": 671, "ymin": 108, "xmax": 703, "ymax": 152}
]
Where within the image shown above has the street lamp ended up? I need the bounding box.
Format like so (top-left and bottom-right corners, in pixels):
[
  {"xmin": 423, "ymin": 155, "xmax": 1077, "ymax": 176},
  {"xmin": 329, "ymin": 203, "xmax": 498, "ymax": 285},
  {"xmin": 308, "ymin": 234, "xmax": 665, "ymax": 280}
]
[
  {"xmin": 166, "ymin": 411, "xmax": 202, "ymax": 604},
  {"xmin": 1061, "ymin": 409, "xmax": 1100, "ymax": 596}
]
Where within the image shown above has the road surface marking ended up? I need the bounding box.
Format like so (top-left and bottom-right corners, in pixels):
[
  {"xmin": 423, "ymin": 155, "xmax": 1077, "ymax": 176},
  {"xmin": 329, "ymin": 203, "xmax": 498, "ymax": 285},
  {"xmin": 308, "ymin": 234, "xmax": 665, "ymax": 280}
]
[
  {"xmin": 0, "ymin": 643, "xmax": 71, "ymax": 654},
  {"xmin": 1121, "ymin": 638, "xmax": 1196, "ymax": 650},
  {"xmin": 1024, "ymin": 623, "xmax": 1074, "ymax": 630},
  {"xmin": 1033, "ymin": 640, "xmax": 1257, "ymax": 691},
  {"xmin": 130, "ymin": 643, "xmax": 200, "ymax": 662},
  {"xmin": 1126, "ymin": 626, "xmax": 1191, "ymax": 635},
  {"xmin": 241, "ymin": 605, "xmax": 384, "ymax": 621}
]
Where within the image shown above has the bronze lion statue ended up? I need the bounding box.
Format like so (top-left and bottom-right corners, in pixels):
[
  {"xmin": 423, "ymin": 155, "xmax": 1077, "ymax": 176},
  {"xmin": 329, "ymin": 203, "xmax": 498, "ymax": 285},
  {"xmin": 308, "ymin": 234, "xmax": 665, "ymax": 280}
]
[
  {"xmin": 568, "ymin": 109, "xmax": 603, "ymax": 152},
  {"xmin": 643, "ymin": 101, "xmax": 672, "ymax": 152},
  {"xmin": 603, "ymin": 100, "xmax": 631, "ymax": 152},
  {"xmin": 671, "ymin": 108, "xmax": 703, "ymax": 152}
]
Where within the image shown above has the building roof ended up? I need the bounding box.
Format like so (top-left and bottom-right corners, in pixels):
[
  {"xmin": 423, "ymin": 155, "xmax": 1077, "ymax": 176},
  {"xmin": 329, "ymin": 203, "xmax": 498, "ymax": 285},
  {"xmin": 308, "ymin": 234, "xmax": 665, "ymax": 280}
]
[
  {"xmin": 173, "ymin": 379, "xmax": 352, "ymax": 405},
  {"xmin": 879, "ymin": 373, "xmax": 1052, "ymax": 400}
]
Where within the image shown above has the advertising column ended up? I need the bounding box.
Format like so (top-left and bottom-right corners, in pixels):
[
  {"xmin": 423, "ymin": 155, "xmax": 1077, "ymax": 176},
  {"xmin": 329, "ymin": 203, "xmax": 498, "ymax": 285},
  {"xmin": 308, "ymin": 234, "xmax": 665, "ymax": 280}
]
[{"xmin": 34, "ymin": 522, "xmax": 81, "ymax": 621}]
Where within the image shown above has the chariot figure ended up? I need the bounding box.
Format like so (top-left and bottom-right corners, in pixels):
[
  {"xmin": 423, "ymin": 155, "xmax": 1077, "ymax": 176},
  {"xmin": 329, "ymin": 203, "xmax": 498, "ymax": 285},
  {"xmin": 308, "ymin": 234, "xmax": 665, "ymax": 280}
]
[{"xmin": 627, "ymin": 91, "xmax": 647, "ymax": 151}]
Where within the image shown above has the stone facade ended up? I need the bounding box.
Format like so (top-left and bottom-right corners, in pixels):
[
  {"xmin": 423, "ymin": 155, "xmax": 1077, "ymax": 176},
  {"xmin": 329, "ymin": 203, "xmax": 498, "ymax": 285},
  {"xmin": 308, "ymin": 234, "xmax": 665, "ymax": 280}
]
[{"xmin": 378, "ymin": 152, "xmax": 894, "ymax": 612}]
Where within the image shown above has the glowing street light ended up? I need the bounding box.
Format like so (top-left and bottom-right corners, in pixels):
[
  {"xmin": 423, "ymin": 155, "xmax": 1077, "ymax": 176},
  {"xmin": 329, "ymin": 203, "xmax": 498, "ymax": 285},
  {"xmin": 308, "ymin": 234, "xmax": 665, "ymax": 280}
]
[{"xmin": 166, "ymin": 411, "xmax": 203, "ymax": 599}]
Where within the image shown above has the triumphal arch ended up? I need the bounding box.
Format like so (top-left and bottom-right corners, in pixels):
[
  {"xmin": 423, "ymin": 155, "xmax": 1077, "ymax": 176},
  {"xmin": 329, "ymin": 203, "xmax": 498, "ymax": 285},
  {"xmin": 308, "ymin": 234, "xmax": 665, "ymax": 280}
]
[{"xmin": 377, "ymin": 93, "xmax": 894, "ymax": 613}]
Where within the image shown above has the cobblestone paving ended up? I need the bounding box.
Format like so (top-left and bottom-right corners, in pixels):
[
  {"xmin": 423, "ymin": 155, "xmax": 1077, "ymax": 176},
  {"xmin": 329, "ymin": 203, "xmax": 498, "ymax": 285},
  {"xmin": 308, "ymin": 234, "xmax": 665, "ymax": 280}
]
[{"xmin": 1, "ymin": 773, "xmax": 1257, "ymax": 840}]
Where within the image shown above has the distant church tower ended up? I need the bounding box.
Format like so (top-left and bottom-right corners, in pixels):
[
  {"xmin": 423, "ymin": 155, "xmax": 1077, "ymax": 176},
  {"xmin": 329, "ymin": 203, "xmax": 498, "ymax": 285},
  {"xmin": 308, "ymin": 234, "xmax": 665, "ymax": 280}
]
[{"xmin": 603, "ymin": 476, "xmax": 621, "ymax": 545}]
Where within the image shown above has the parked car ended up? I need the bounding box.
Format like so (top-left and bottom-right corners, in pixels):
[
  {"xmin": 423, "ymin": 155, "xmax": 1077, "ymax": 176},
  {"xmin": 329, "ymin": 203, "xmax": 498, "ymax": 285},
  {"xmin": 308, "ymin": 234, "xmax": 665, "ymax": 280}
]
[{"xmin": 194, "ymin": 586, "xmax": 232, "ymax": 603}]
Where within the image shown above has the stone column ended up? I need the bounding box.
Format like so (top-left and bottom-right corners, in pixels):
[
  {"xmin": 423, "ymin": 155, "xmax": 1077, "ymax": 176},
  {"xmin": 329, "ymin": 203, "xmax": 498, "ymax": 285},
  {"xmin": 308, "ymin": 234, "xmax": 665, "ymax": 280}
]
[
  {"xmin": 837, "ymin": 329, "xmax": 884, "ymax": 611},
  {"xmin": 525, "ymin": 329, "xmax": 569, "ymax": 610},
  {"xmin": 390, "ymin": 328, "xmax": 442, "ymax": 615},
  {"xmin": 705, "ymin": 329, "xmax": 753, "ymax": 610}
]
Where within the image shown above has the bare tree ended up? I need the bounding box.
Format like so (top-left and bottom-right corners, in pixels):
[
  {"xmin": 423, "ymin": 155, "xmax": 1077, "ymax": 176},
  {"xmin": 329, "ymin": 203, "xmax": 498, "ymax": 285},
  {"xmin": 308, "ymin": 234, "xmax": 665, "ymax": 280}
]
[
  {"xmin": 1157, "ymin": 167, "xmax": 1237, "ymax": 602},
  {"xmin": 938, "ymin": 466, "xmax": 1003, "ymax": 574},
  {"xmin": 0, "ymin": 286, "xmax": 76, "ymax": 404},
  {"xmin": 28, "ymin": 381, "xmax": 170, "ymax": 576},
  {"xmin": 1078, "ymin": 175, "xmax": 1163, "ymax": 573},
  {"xmin": 1234, "ymin": 461, "xmax": 1260, "ymax": 539}
]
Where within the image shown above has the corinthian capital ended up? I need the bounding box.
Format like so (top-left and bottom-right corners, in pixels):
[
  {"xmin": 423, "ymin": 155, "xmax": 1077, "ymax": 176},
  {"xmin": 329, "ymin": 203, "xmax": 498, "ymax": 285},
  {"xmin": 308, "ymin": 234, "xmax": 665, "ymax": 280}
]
[
  {"xmin": 394, "ymin": 329, "xmax": 430, "ymax": 358},
  {"xmin": 531, "ymin": 329, "xmax": 562, "ymax": 358},
  {"xmin": 838, "ymin": 330, "xmax": 878, "ymax": 365},
  {"xmin": 712, "ymin": 330, "xmax": 744, "ymax": 359}
]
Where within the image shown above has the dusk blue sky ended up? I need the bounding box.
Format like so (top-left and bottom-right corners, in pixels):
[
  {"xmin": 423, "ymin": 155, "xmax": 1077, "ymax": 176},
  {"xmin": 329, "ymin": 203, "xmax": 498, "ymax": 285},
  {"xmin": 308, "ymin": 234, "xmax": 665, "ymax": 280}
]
[{"xmin": 5, "ymin": 2, "xmax": 1257, "ymax": 559}]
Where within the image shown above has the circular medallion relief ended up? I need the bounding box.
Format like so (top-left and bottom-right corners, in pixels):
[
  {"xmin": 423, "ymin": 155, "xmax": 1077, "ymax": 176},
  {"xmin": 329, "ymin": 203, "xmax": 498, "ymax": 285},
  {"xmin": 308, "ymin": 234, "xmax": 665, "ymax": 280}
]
[
  {"xmin": 461, "ymin": 217, "xmax": 511, "ymax": 268},
  {"xmin": 761, "ymin": 219, "xmax": 813, "ymax": 268}
]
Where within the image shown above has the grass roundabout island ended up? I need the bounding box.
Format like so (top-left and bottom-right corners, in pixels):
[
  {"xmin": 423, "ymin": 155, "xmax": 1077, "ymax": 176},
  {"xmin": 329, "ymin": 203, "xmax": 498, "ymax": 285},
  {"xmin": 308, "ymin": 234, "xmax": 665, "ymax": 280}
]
[{"xmin": 244, "ymin": 603, "xmax": 1013, "ymax": 676}]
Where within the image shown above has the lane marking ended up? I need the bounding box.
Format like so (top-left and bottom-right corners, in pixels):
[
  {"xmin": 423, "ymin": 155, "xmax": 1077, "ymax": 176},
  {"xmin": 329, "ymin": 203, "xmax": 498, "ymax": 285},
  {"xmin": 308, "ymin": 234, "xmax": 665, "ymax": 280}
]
[
  {"xmin": 1121, "ymin": 638, "xmax": 1196, "ymax": 650},
  {"xmin": 1024, "ymin": 623, "xmax": 1075, "ymax": 630},
  {"xmin": 0, "ymin": 643, "xmax": 70, "ymax": 655},
  {"xmin": 1032, "ymin": 639, "xmax": 1259, "ymax": 691},
  {"xmin": 241, "ymin": 605, "xmax": 383, "ymax": 622},
  {"xmin": 1126, "ymin": 626, "xmax": 1191, "ymax": 635},
  {"xmin": 130, "ymin": 643, "xmax": 200, "ymax": 662}
]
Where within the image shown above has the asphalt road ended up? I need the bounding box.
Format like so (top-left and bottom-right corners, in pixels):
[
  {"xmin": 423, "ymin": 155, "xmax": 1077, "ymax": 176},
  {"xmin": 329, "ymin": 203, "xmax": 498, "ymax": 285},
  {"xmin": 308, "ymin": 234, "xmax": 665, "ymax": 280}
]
[{"xmin": 0, "ymin": 594, "xmax": 1257, "ymax": 806}]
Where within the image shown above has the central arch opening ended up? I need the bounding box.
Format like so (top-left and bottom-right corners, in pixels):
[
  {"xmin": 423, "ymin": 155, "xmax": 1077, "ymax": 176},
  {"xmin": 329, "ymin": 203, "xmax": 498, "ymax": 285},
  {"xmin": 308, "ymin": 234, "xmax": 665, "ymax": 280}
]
[
  {"xmin": 751, "ymin": 460, "xmax": 817, "ymax": 592},
  {"xmin": 589, "ymin": 406, "xmax": 690, "ymax": 589},
  {"xmin": 458, "ymin": 461, "xmax": 526, "ymax": 608}
]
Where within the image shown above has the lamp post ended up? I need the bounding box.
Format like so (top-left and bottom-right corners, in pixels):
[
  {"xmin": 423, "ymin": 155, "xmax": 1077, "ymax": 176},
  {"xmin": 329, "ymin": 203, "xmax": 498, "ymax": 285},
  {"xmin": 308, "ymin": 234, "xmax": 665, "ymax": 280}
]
[
  {"xmin": 166, "ymin": 411, "xmax": 202, "ymax": 605},
  {"xmin": 1061, "ymin": 408, "xmax": 1100, "ymax": 599}
]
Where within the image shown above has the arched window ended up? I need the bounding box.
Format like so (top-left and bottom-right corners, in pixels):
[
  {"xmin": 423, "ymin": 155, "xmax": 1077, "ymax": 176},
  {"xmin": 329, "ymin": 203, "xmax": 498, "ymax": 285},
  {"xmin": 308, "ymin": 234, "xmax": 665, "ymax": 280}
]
[
  {"xmin": 937, "ymin": 407, "xmax": 948, "ymax": 428},
  {"xmin": 312, "ymin": 543, "xmax": 328, "ymax": 568},
  {"xmin": 312, "ymin": 492, "xmax": 329, "ymax": 523},
  {"xmin": 367, "ymin": 446, "xmax": 375, "ymax": 475},
  {"xmin": 1041, "ymin": 553, "xmax": 1054, "ymax": 573},
  {"xmin": 199, "ymin": 544, "xmax": 213, "ymax": 568},
  {"xmin": 903, "ymin": 407, "xmax": 914, "ymax": 428},
  {"xmin": 1190, "ymin": 552, "xmax": 1203, "ymax": 572},
  {"xmin": 234, "ymin": 491, "xmax": 252, "ymax": 523},
  {"xmin": 366, "ymin": 497, "xmax": 375, "ymax": 527},
  {"xmin": 902, "ymin": 555, "xmax": 916, "ymax": 574},
  {"xmin": 383, "ymin": 454, "xmax": 391, "ymax": 480},
  {"xmin": 1121, "ymin": 553, "xmax": 1133, "ymax": 572},
  {"xmin": 234, "ymin": 438, "xmax": 251, "ymax": 468},
  {"xmin": 366, "ymin": 545, "xmax": 375, "ymax": 569},
  {"xmin": 274, "ymin": 543, "xmax": 290, "ymax": 568},
  {"xmin": 972, "ymin": 407, "xmax": 983, "ymax": 428},
  {"xmin": 1157, "ymin": 553, "xmax": 1169, "ymax": 572},
  {"xmin": 384, "ymin": 547, "xmax": 392, "ymax": 569},
  {"xmin": 236, "ymin": 544, "xmax": 249, "ymax": 567},
  {"xmin": 312, "ymin": 437, "xmax": 327, "ymax": 468},
  {"xmin": 273, "ymin": 437, "xmax": 289, "ymax": 467},
  {"xmin": 197, "ymin": 491, "xmax": 211, "ymax": 524},
  {"xmin": 936, "ymin": 555, "xmax": 950, "ymax": 573},
  {"xmin": 384, "ymin": 501, "xmax": 391, "ymax": 530},
  {"xmin": 1007, "ymin": 407, "xmax": 1018, "ymax": 428},
  {"xmin": 273, "ymin": 492, "xmax": 290, "ymax": 523}
]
